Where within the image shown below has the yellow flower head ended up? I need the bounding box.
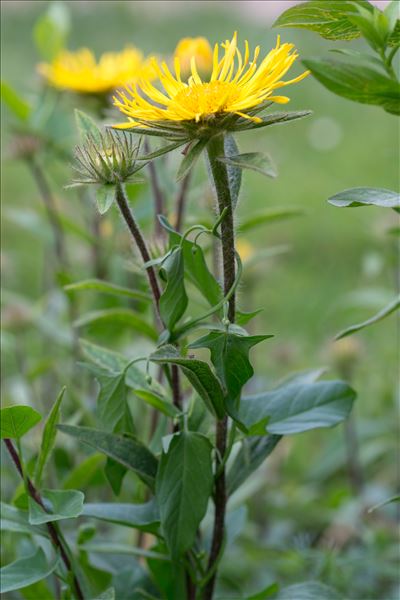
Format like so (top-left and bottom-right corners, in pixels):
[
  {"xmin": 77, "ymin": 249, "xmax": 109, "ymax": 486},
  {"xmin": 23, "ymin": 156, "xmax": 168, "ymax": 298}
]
[
  {"xmin": 173, "ymin": 36, "xmax": 213, "ymax": 78},
  {"xmin": 38, "ymin": 47, "xmax": 154, "ymax": 94},
  {"xmin": 113, "ymin": 33, "xmax": 309, "ymax": 133}
]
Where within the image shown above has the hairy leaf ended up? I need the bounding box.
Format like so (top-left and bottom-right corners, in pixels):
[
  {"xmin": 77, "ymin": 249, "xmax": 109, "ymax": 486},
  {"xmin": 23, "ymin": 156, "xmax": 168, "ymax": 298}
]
[
  {"xmin": 156, "ymin": 432, "xmax": 213, "ymax": 557},
  {"xmin": 58, "ymin": 425, "xmax": 158, "ymax": 490},
  {"xmin": 150, "ymin": 345, "xmax": 225, "ymax": 418},
  {"xmin": 328, "ymin": 187, "xmax": 400, "ymax": 209}
]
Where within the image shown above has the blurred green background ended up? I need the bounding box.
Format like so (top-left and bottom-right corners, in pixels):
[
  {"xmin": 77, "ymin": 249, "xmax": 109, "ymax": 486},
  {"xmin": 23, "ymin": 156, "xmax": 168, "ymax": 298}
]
[{"xmin": 1, "ymin": 2, "xmax": 398, "ymax": 599}]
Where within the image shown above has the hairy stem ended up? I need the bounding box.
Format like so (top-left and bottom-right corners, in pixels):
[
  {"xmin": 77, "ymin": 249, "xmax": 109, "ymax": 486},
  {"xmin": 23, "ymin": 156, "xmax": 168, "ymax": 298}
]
[
  {"xmin": 26, "ymin": 157, "xmax": 67, "ymax": 269},
  {"xmin": 114, "ymin": 181, "xmax": 161, "ymax": 315},
  {"xmin": 144, "ymin": 139, "xmax": 166, "ymax": 240},
  {"xmin": 175, "ymin": 172, "xmax": 192, "ymax": 233},
  {"xmin": 203, "ymin": 133, "xmax": 236, "ymax": 599},
  {"xmin": 3, "ymin": 439, "xmax": 84, "ymax": 600}
]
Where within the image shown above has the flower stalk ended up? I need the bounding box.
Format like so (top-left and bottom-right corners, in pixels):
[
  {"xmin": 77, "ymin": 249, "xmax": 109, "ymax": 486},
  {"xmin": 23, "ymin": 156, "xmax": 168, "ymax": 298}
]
[{"xmin": 203, "ymin": 132, "xmax": 236, "ymax": 599}]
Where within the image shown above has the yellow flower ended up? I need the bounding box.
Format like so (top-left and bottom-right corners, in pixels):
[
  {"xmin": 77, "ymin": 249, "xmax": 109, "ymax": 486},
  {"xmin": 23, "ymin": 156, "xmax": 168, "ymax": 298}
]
[
  {"xmin": 173, "ymin": 36, "xmax": 213, "ymax": 78},
  {"xmin": 236, "ymin": 239, "xmax": 254, "ymax": 262},
  {"xmin": 38, "ymin": 47, "xmax": 154, "ymax": 94},
  {"xmin": 113, "ymin": 33, "xmax": 309, "ymax": 131}
]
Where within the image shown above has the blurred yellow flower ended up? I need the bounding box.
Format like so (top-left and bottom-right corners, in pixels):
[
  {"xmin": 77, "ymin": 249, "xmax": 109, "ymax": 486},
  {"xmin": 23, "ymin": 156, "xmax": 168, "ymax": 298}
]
[
  {"xmin": 236, "ymin": 239, "xmax": 254, "ymax": 262},
  {"xmin": 38, "ymin": 47, "xmax": 154, "ymax": 94},
  {"xmin": 113, "ymin": 33, "xmax": 309, "ymax": 128},
  {"xmin": 173, "ymin": 36, "xmax": 213, "ymax": 78}
]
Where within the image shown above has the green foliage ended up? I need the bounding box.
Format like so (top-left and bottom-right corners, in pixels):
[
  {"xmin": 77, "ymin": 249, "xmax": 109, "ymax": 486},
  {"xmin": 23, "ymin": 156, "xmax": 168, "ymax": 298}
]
[
  {"xmin": 176, "ymin": 138, "xmax": 208, "ymax": 180},
  {"xmin": 28, "ymin": 488, "xmax": 84, "ymax": 524},
  {"xmin": 218, "ymin": 152, "xmax": 278, "ymax": 178},
  {"xmin": 155, "ymin": 431, "xmax": 213, "ymax": 557},
  {"xmin": 189, "ymin": 328, "xmax": 272, "ymax": 405},
  {"xmin": 328, "ymin": 187, "xmax": 400, "ymax": 208},
  {"xmin": 238, "ymin": 379, "xmax": 356, "ymax": 435},
  {"xmin": 0, "ymin": 548, "xmax": 59, "ymax": 593},
  {"xmin": 151, "ymin": 344, "xmax": 225, "ymax": 418},
  {"xmin": 33, "ymin": 1, "xmax": 70, "ymax": 60},
  {"xmin": 35, "ymin": 387, "xmax": 65, "ymax": 486},
  {"xmin": 335, "ymin": 294, "xmax": 400, "ymax": 339},
  {"xmin": 0, "ymin": 81, "xmax": 31, "ymax": 121},
  {"xmin": 159, "ymin": 247, "xmax": 188, "ymax": 331},
  {"xmin": 82, "ymin": 500, "xmax": 159, "ymax": 533},
  {"xmin": 96, "ymin": 185, "xmax": 116, "ymax": 215},
  {"xmin": 58, "ymin": 425, "xmax": 158, "ymax": 490},
  {"xmin": 1, "ymin": 405, "xmax": 41, "ymax": 439},
  {"xmin": 302, "ymin": 59, "xmax": 400, "ymax": 114},
  {"xmin": 64, "ymin": 278, "xmax": 151, "ymax": 301}
]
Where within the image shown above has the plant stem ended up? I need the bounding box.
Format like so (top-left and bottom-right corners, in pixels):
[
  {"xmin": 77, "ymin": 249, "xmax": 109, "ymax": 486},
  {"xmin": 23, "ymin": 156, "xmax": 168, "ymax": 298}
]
[
  {"xmin": 26, "ymin": 157, "xmax": 67, "ymax": 269},
  {"xmin": 175, "ymin": 172, "xmax": 192, "ymax": 233},
  {"xmin": 144, "ymin": 139, "xmax": 166, "ymax": 241},
  {"xmin": 3, "ymin": 439, "xmax": 84, "ymax": 600},
  {"xmin": 114, "ymin": 181, "xmax": 161, "ymax": 317},
  {"xmin": 203, "ymin": 133, "xmax": 236, "ymax": 599}
]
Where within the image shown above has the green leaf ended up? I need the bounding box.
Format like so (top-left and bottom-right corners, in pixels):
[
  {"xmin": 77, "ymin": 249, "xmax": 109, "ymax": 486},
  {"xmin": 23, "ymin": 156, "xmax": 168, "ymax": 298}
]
[
  {"xmin": 176, "ymin": 138, "xmax": 208, "ymax": 181},
  {"xmin": 227, "ymin": 435, "xmax": 282, "ymax": 495},
  {"xmin": 94, "ymin": 589, "xmax": 115, "ymax": 600},
  {"xmin": 303, "ymin": 59, "xmax": 400, "ymax": 115},
  {"xmin": 238, "ymin": 380, "xmax": 356, "ymax": 435},
  {"xmin": 218, "ymin": 152, "xmax": 277, "ymax": 178},
  {"xmin": 277, "ymin": 581, "xmax": 341, "ymax": 600},
  {"xmin": 234, "ymin": 110, "xmax": 312, "ymax": 131},
  {"xmin": 62, "ymin": 453, "xmax": 105, "ymax": 490},
  {"xmin": 239, "ymin": 207, "xmax": 303, "ymax": 233},
  {"xmin": 156, "ymin": 432, "xmax": 213, "ymax": 557},
  {"xmin": 368, "ymin": 494, "xmax": 400, "ymax": 513},
  {"xmin": 35, "ymin": 387, "xmax": 66, "ymax": 487},
  {"xmin": 75, "ymin": 109, "xmax": 102, "ymax": 144},
  {"xmin": 96, "ymin": 185, "xmax": 116, "ymax": 215},
  {"xmin": 94, "ymin": 369, "xmax": 127, "ymax": 433},
  {"xmin": 57, "ymin": 425, "xmax": 158, "ymax": 490},
  {"xmin": 28, "ymin": 488, "xmax": 84, "ymax": 524},
  {"xmin": 33, "ymin": 1, "xmax": 70, "ymax": 60},
  {"xmin": 82, "ymin": 500, "xmax": 159, "ymax": 533},
  {"xmin": 150, "ymin": 345, "xmax": 225, "ymax": 418},
  {"xmin": 65, "ymin": 279, "xmax": 150, "ymax": 301},
  {"xmin": 74, "ymin": 308, "xmax": 158, "ymax": 341},
  {"xmin": 273, "ymin": 1, "xmax": 372, "ymax": 40},
  {"xmin": 248, "ymin": 582, "xmax": 280, "ymax": 600},
  {"xmin": 1, "ymin": 81, "xmax": 31, "ymax": 121},
  {"xmin": 1, "ymin": 405, "xmax": 42, "ymax": 439},
  {"xmin": 328, "ymin": 187, "xmax": 400, "ymax": 209},
  {"xmin": 138, "ymin": 139, "xmax": 185, "ymax": 160},
  {"xmin": 0, "ymin": 548, "xmax": 59, "ymax": 593},
  {"xmin": 20, "ymin": 579, "xmax": 55, "ymax": 600},
  {"xmin": 159, "ymin": 247, "xmax": 188, "ymax": 331},
  {"xmin": 189, "ymin": 330, "xmax": 272, "ymax": 404},
  {"xmin": 104, "ymin": 458, "xmax": 127, "ymax": 496},
  {"xmin": 0, "ymin": 503, "xmax": 48, "ymax": 538},
  {"xmin": 388, "ymin": 19, "xmax": 400, "ymax": 47},
  {"xmin": 159, "ymin": 216, "xmax": 222, "ymax": 308},
  {"xmin": 134, "ymin": 389, "xmax": 179, "ymax": 418},
  {"xmin": 335, "ymin": 295, "xmax": 400, "ymax": 339}
]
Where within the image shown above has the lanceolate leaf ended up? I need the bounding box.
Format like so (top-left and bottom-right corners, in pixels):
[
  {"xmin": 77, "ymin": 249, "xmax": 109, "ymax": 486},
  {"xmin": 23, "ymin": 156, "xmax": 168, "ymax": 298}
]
[
  {"xmin": 159, "ymin": 247, "xmax": 188, "ymax": 331},
  {"xmin": 155, "ymin": 432, "xmax": 213, "ymax": 557},
  {"xmin": 65, "ymin": 278, "xmax": 151, "ymax": 301},
  {"xmin": 273, "ymin": 1, "xmax": 373, "ymax": 40},
  {"xmin": 75, "ymin": 109, "xmax": 102, "ymax": 144},
  {"xmin": 218, "ymin": 152, "xmax": 277, "ymax": 179},
  {"xmin": 224, "ymin": 133, "xmax": 242, "ymax": 207},
  {"xmin": 0, "ymin": 405, "xmax": 42, "ymax": 439},
  {"xmin": 82, "ymin": 499, "xmax": 159, "ymax": 533},
  {"xmin": 176, "ymin": 138, "xmax": 208, "ymax": 181},
  {"xmin": 239, "ymin": 207, "xmax": 303, "ymax": 233},
  {"xmin": 234, "ymin": 110, "xmax": 312, "ymax": 131},
  {"xmin": 35, "ymin": 387, "xmax": 66, "ymax": 486},
  {"xmin": 28, "ymin": 489, "xmax": 84, "ymax": 525},
  {"xmin": 159, "ymin": 216, "xmax": 222, "ymax": 308},
  {"xmin": 189, "ymin": 330, "xmax": 272, "ymax": 405},
  {"xmin": 94, "ymin": 369, "xmax": 127, "ymax": 433},
  {"xmin": 328, "ymin": 187, "xmax": 400, "ymax": 209},
  {"xmin": 238, "ymin": 380, "xmax": 356, "ymax": 435},
  {"xmin": 74, "ymin": 308, "xmax": 157, "ymax": 341},
  {"xmin": 302, "ymin": 59, "xmax": 400, "ymax": 115},
  {"xmin": 335, "ymin": 295, "xmax": 400, "ymax": 339},
  {"xmin": 57, "ymin": 425, "xmax": 158, "ymax": 490},
  {"xmin": 0, "ymin": 548, "xmax": 59, "ymax": 593},
  {"xmin": 227, "ymin": 435, "xmax": 282, "ymax": 494},
  {"xmin": 150, "ymin": 345, "xmax": 225, "ymax": 418}
]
